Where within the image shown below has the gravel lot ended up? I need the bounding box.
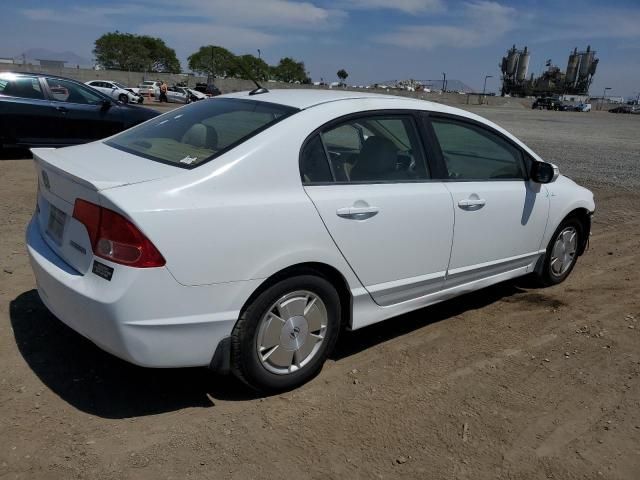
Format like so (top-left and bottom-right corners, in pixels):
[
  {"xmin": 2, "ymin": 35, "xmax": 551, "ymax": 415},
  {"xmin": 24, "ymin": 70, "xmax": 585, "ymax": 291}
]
[{"xmin": 0, "ymin": 103, "xmax": 639, "ymax": 479}]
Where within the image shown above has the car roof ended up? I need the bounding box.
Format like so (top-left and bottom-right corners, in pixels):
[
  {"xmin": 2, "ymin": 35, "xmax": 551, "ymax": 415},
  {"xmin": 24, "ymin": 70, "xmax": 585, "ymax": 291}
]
[
  {"xmin": 221, "ymin": 89, "xmax": 405, "ymax": 109},
  {"xmin": 220, "ymin": 88, "xmax": 475, "ymax": 117}
]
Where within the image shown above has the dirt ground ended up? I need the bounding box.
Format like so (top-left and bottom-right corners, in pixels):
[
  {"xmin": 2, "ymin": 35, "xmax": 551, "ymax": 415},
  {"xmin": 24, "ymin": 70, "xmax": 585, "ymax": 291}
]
[{"xmin": 0, "ymin": 106, "xmax": 639, "ymax": 479}]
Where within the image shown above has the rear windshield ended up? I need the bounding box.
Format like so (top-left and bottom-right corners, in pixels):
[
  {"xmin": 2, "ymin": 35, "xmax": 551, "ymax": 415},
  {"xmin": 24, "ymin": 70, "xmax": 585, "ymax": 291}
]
[{"xmin": 105, "ymin": 98, "xmax": 297, "ymax": 168}]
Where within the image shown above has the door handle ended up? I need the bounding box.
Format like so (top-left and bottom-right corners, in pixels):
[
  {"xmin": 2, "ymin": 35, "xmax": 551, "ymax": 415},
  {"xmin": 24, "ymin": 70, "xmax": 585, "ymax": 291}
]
[
  {"xmin": 458, "ymin": 198, "xmax": 486, "ymax": 209},
  {"xmin": 56, "ymin": 106, "xmax": 68, "ymax": 114},
  {"xmin": 336, "ymin": 206, "xmax": 379, "ymax": 220}
]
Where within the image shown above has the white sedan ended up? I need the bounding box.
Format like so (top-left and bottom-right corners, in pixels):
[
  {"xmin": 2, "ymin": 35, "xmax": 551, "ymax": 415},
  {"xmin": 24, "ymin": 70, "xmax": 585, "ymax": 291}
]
[
  {"xmin": 26, "ymin": 90, "xmax": 594, "ymax": 392},
  {"xmin": 85, "ymin": 80, "xmax": 143, "ymax": 104}
]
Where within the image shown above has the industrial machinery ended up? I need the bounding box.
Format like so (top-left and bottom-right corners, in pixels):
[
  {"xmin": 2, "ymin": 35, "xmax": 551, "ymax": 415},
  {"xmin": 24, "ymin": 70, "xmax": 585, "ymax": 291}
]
[{"xmin": 500, "ymin": 45, "xmax": 598, "ymax": 97}]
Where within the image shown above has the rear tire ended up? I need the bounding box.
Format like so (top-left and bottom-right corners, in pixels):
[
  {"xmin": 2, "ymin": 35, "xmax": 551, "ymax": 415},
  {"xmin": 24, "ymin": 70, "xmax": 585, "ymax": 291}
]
[
  {"xmin": 535, "ymin": 217, "xmax": 582, "ymax": 286},
  {"xmin": 231, "ymin": 275, "xmax": 341, "ymax": 393}
]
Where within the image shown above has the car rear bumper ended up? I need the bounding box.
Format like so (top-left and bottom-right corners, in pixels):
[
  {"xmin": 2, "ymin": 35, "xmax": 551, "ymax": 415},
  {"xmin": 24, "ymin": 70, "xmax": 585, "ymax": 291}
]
[{"xmin": 26, "ymin": 216, "xmax": 258, "ymax": 368}]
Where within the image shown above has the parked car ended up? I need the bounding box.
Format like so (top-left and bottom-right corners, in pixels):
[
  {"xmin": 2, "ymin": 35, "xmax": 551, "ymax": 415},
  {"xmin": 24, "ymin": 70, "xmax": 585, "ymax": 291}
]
[
  {"xmin": 137, "ymin": 81, "xmax": 161, "ymax": 98},
  {"xmin": 0, "ymin": 72, "xmax": 159, "ymax": 147},
  {"xmin": 165, "ymin": 86, "xmax": 190, "ymax": 104},
  {"xmin": 85, "ymin": 80, "xmax": 144, "ymax": 104},
  {"xmin": 181, "ymin": 87, "xmax": 207, "ymax": 102},
  {"xmin": 609, "ymin": 105, "xmax": 640, "ymax": 114},
  {"xmin": 26, "ymin": 90, "xmax": 595, "ymax": 392},
  {"xmin": 532, "ymin": 97, "xmax": 561, "ymax": 110},
  {"xmin": 194, "ymin": 82, "xmax": 221, "ymax": 97}
]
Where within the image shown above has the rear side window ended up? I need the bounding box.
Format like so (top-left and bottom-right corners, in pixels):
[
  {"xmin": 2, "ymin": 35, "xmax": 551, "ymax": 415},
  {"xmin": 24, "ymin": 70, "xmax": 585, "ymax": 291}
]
[
  {"xmin": 431, "ymin": 118, "xmax": 526, "ymax": 180},
  {"xmin": 105, "ymin": 98, "xmax": 298, "ymax": 168},
  {"xmin": 300, "ymin": 135, "xmax": 332, "ymax": 183},
  {"xmin": 0, "ymin": 75, "xmax": 45, "ymax": 100}
]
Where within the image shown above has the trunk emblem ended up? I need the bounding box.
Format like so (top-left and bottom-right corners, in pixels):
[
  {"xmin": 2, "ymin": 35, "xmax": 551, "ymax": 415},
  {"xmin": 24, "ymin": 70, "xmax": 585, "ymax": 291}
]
[{"xmin": 42, "ymin": 170, "xmax": 50, "ymax": 190}]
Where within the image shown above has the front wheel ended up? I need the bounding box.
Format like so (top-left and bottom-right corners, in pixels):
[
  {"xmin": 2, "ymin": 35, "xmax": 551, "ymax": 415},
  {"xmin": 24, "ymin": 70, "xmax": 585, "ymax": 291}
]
[
  {"xmin": 118, "ymin": 94, "xmax": 128, "ymax": 104},
  {"xmin": 231, "ymin": 275, "xmax": 341, "ymax": 393},
  {"xmin": 535, "ymin": 217, "xmax": 582, "ymax": 286}
]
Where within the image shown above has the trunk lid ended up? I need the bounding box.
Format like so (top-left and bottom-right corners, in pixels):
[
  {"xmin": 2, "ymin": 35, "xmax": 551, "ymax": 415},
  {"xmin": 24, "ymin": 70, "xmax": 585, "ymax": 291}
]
[{"xmin": 31, "ymin": 142, "xmax": 180, "ymax": 274}]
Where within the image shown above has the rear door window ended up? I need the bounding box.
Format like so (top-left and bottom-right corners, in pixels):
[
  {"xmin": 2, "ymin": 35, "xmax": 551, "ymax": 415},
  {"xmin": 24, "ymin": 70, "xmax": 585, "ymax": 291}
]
[
  {"xmin": 0, "ymin": 75, "xmax": 45, "ymax": 100},
  {"xmin": 105, "ymin": 98, "xmax": 298, "ymax": 168},
  {"xmin": 302, "ymin": 114, "xmax": 429, "ymax": 183}
]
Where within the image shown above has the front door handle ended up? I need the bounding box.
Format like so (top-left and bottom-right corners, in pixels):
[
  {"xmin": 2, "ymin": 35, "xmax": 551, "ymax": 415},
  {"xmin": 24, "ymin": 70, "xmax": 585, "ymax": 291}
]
[
  {"xmin": 458, "ymin": 198, "xmax": 486, "ymax": 209},
  {"xmin": 336, "ymin": 206, "xmax": 379, "ymax": 220},
  {"xmin": 56, "ymin": 106, "xmax": 68, "ymax": 114}
]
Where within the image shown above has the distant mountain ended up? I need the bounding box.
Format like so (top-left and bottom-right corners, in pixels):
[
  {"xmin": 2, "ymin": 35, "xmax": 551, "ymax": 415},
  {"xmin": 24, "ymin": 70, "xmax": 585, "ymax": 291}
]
[{"xmin": 15, "ymin": 48, "xmax": 92, "ymax": 67}]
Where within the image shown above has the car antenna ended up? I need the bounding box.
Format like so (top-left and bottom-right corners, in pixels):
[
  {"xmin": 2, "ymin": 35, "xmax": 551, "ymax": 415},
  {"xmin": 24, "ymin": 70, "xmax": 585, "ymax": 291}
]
[{"xmin": 228, "ymin": 55, "xmax": 269, "ymax": 96}]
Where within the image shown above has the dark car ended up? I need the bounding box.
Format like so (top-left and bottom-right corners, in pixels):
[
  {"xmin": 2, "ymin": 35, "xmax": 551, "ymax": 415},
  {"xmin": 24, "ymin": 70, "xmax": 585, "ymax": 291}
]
[
  {"xmin": 194, "ymin": 82, "xmax": 222, "ymax": 97},
  {"xmin": 609, "ymin": 105, "xmax": 640, "ymax": 114},
  {"xmin": 532, "ymin": 97, "xmax": 561, "ymax": 110},
  {"xmin": 0, "ymin": 72, "xmax": 160, "ymax": 148}
]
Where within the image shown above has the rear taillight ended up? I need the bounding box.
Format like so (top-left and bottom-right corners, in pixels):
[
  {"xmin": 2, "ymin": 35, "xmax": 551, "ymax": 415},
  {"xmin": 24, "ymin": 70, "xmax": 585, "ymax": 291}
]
[{"xmin": 72, "ymin": 199, "xmax": 165, "ymax": 268}]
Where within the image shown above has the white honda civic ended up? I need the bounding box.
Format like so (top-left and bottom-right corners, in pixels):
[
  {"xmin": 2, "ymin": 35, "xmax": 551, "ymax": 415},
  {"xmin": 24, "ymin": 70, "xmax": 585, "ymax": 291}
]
[{"xmin": 26, "ymin": 89, "xmax": 595, "ymax": 392}]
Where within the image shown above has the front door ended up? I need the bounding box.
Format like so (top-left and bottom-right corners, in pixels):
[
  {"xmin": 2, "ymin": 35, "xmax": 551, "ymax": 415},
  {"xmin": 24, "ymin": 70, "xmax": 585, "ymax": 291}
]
[
  {"xmin": 44, "ymin": 77, "xmax": 123, "ymax": 144},
  {"xmin": 428, "ymin": 116, "xmax": 549, "ymax": 287},
  {"xmin": 301, "ymin": 113, "xmax": 454, "ymax": 306}
]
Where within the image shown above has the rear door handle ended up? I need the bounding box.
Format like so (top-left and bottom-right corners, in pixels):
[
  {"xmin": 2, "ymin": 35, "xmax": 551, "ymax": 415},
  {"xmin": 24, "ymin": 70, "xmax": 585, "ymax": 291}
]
[
  {"xmin": 336, "ymin": 206, "xmax": 379, "ymax": 220},
  {"xmin": 458, "ymin": 198, "xmax": 486, "ymax": 209}
]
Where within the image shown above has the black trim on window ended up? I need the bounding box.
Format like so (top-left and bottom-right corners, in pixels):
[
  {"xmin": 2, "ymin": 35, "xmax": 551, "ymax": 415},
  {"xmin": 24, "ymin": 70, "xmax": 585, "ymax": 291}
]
[
  {"xmin": 425, "ymin": 112, "xmax": 531, "ymax": 182},
  {"xmin": 299, "ymin": 109, "xmax": 434, "ymax": 186}
]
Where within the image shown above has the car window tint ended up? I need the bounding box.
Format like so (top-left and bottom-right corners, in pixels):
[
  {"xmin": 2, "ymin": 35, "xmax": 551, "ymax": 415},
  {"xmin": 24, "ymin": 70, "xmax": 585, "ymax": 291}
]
[
  {"xmin": 0, "ymin": 76, "xmax": 45, "ymax": 100},
  {"xmin": 46, "ymin": 78, "xmax": 104, "ymax": 105},
  {"xmin": 321, "ymin": 115, "xmax": 429, "ymax": 183},
  {"xmin": 300, "ymin": 134, "xmax": 333, "ymax": 183},
  {"xmin": 105, "ymin": 98, "xmax": 298, "ymax": 168},
  {"xmin": 431, "ymin": 119, "xmax": 525, "ymax": 180}
]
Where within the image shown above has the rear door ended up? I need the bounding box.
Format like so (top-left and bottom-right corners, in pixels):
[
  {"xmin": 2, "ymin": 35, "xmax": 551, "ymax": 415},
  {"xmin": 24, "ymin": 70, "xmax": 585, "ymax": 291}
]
[
  {"xmin": 427, "ymin": 115, "xmax": 549, "ymax": 287},
  {"xmin": 44, "ymin": 77, "xmax": 124, "ymax": 144},
  {"xmin": 301, "ymin": 112, "xmax": 454, "ymax": 306}
]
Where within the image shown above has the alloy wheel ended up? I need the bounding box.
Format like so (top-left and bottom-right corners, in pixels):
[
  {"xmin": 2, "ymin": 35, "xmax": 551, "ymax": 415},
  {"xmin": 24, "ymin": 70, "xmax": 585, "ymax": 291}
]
[{"xmin": 256, "ymin": 290, "xmax": 328, "ymax": 375}]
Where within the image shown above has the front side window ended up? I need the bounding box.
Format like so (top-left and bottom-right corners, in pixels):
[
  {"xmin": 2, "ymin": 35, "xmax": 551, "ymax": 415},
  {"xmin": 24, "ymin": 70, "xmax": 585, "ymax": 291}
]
[
  {"xmin": 0, "ymin": 74, "xmax": 44, "ymax": 100},
  {"xmin": 106, "ymin": 98, "xmax": 298, "ymax": 168},
  {"xmin": 430, "ymin": 118, "xmax": 526, "ymax": 180},
  {"xmin": 46, "ymin": 78, "xmax": 105, "ymax": 105},
  {"xmin": 305, "ymin": 115, "xmax": 428, "ymax": 183}
]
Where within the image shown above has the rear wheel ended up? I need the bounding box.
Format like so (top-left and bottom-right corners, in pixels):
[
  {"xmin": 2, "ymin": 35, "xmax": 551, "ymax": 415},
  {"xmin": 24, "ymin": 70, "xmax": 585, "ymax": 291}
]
[
  {"xmin": 118, "ymin": 94, "xmax": 128, "ymax": 104},
  {"xmin": 231, "ymin": 275, "xmax": 340, "ymax": 393},
  {"xmin": 536, "ymin": 217, "xmax": 582, "ymax": 286}
]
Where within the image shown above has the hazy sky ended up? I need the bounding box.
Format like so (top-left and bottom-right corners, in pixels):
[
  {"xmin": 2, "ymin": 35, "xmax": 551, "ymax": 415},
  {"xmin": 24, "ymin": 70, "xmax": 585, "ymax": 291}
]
[{"xmin": 1, "ymin": 0, "xmax": 639, "ymax": 97}]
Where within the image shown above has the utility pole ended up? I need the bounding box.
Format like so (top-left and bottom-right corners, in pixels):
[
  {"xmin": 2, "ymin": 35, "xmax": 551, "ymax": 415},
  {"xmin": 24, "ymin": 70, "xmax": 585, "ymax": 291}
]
[
  {"xmin": 257, "ymin": 49, "xmax": 261, "ymax": 60},
  {"xmin": 442, "ymin": 72, "xmax": 446, "ymax": 92},
  {"xmin": 482, "ymin": 75, "xmax": 493, "ymax": 104},
  {"xmin": 601, "ymin": 86, "xmax": 611, "ymax": 111}
]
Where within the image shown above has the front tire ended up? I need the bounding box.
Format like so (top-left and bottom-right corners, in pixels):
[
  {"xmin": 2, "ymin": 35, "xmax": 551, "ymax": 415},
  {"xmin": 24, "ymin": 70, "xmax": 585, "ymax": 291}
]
[
  {"xmin": 536, "ymin": 217, "xmax": 582, "ymax": 286},
  {"xmin": 118, "ymin": 94, "xmax": 129, "ymax": 104},
  {"xmin": 231, "ymin": 275, "xmax": 341, "ymax": 393}
]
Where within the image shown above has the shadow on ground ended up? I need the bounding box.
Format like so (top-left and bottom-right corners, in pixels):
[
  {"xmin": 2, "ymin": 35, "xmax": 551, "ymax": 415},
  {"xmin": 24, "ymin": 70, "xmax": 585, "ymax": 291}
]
[
  {"xmin": 10, "ymin": 280, "xmax": 552, "ymax": 418},
  {"xmin": 0, "ymin": 147, "xmax": 31, "ymax": 160}
]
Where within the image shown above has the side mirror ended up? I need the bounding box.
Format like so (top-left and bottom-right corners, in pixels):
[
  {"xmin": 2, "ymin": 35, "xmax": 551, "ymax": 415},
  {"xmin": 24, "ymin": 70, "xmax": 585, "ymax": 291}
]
[{"xmin": 530, "ymin": 161, "xmax": 558, "ymax": 183}]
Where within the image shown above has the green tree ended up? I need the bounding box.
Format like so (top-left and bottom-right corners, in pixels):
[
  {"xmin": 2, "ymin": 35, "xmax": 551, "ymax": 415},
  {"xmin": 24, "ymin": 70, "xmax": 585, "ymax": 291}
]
[
  {"xmin": 93, "ymin": 32, "xmax": 180, "ymax": 72},
  {"xmin": 139, "ymin": 36, "xmax": 181, "ymax": 73},
  {"xmin": 272, "ymin": 57, "xmax": 307, "ymax": 83},
  {"xmin": 188, "ymin": 45, "xmax": 236, "ymax": 78},
  {"xmin": 238, "ymin": 54, "xmax": 270, "ymax": 81},
  {"xmin": 337, "ymin": 69, "xmax": 348, "ymax": 83}
]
